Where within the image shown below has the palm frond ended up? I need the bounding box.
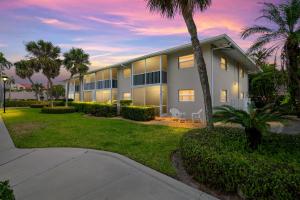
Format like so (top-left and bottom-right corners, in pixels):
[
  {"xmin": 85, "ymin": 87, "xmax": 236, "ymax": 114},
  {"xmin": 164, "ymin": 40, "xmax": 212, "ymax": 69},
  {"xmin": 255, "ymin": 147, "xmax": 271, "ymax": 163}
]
[{"xmin": 241, "ymin": 26, "xmax": 273, "ymax": 39}]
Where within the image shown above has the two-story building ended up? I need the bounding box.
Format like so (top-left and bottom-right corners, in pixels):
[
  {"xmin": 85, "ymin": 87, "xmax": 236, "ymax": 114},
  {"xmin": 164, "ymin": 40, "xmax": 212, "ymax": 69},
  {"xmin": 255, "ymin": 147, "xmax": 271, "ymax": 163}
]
[{"xmin": 67, "ymin": 34, "xmax": 259, "ymax": 119}]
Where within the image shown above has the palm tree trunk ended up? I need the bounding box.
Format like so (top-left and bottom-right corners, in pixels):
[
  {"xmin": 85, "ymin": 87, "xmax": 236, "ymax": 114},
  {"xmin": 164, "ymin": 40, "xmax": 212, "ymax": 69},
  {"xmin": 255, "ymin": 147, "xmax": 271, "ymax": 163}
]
[
  {"xmin": 47, "ymin": 78, "xmax": 54, "ymax": 107},
  {"xmin": 65, "ymin": 76, "xmax": 72, "ymax": 107},
  {"xmin": 286, "ymin": 40, "xmax": 300, "ymax": 116},
  {"xmin": 79, "ymin": 76, "xmax": 83, "ymax": 102},
  {"xmin": 181, "ymin": 10, "xmax": 214, "ymax": 128}
]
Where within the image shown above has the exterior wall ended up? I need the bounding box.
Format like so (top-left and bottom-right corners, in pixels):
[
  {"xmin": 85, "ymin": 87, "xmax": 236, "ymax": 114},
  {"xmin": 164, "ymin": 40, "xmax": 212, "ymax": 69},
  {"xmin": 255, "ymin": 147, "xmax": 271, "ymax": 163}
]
[
  {"xmin": 117, "ymin": 67, "xmax": 131, "ymax": 101},
  {"xmin": 66, "ymin": 42, "xmax": 252, "ymax": 120}
]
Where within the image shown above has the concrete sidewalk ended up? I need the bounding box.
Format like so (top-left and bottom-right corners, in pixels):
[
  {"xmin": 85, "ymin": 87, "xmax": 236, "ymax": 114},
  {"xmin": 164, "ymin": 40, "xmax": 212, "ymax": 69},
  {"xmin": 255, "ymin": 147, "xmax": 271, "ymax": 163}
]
[{"xmin": 0, "ymin": 117, "xmax": 217, "ymax": 200}]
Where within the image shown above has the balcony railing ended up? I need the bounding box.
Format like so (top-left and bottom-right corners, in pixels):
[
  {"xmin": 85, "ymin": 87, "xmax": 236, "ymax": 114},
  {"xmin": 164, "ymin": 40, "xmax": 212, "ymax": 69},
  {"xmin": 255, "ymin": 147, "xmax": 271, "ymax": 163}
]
[{"xmin": 133, "ymin": 71, "xmax": 167, "ymax": 86}]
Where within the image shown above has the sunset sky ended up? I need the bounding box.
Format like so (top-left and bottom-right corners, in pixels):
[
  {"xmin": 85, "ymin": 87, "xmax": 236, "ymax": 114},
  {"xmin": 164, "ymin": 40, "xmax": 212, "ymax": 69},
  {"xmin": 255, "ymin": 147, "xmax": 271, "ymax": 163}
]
[{"xmin": 0, "ymin": 0, "xmax": 279, "ymax": 84}]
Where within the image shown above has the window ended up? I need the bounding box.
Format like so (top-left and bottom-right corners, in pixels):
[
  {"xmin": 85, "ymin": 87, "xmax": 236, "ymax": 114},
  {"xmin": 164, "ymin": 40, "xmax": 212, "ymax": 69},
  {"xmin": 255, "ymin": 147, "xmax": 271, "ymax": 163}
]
[
  {"xmin": 146, "ymin": 71, "xmax": 160, "ymax": 84},
  {"xmin": 123, "ymin": 92, "xmax": 131, "ymax": 100},
  {"xmin": 220, "ymin": 90, "xmax": 228, "ymax": 103},
  {"xmin": 179, "ymin": 54, "xmax": 194, "ymax": 69},
  {"xmin": 220, "ymin": 57, "xmax": 227, "ymax": 71},
  {"xmin": 133, "ymin": 74, "xmax": 145, "ymax": 85},
  {"xmin": 123, "ymin": 68, "xmax": 131, "ymax": 79},
  {"xmin": 179, "ymin": 90, "xmax": 195, "ymax": 102},
  {"xmin": 240, "ymin": 68, "xmax": 245, "ymax": 78},
  {"xmin": 240, "ymin": 92, "xmax": 245, "ymax": 99}
]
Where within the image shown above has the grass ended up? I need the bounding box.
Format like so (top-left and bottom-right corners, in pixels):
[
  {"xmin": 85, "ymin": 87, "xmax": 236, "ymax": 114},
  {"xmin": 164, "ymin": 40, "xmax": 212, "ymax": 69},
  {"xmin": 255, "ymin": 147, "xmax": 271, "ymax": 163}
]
[{"xmin": 1, "ymin": 108, "xmax": 189, "ymax": 176}]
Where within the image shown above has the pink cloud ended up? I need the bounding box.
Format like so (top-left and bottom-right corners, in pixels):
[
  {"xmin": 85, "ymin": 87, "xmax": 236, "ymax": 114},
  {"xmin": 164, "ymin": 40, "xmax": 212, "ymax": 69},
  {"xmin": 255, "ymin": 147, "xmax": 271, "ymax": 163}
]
[{"xmin": 37, "ymin": 17, "xmax": 87, "ymax": 30}]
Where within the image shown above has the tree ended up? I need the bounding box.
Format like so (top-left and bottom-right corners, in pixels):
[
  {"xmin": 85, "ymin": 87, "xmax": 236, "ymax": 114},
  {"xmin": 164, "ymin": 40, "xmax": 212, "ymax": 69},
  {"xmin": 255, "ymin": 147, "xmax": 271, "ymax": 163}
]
[
  {"xmin": 63, "ymin": 48, "xmax": 90, "ymax": 106},
  {"xmin": 249, "ymin": 64, "xmax": 286, "ymax": 107},
  {"xmin": 25, "ymin": 40, "xmax": 61, "ymax": 107},
  {"xmin": 51, "ymin": 85, "xmax": 65, "ymax": 99},
  {"xmin": 213, "ymin": 104, "xmax": 284, "ymax": 150},
  {"xmin": 248, "ymin": 48, "xmax": 272, "ymax": 67},
  {"xmin": 7, "ymin": 76, "xmax": 15, "ymax": 100},
  {"xmin": 31, "ymin": 83, "xmax": 44, "ymax": 101},
  {"xmin": 0, "ymin": 52, "xmax": 12, "ymax": 74},
  {"xmin": 241, "ymin": 0, "xmax": 300, "ymax": 115},
  {"xmin": 146, "ymin": 0, "xmax": 214, "ymax": 128},
  {"xmin": 15, "ymin": 60, "xmax": 42, "ymax": 100}
]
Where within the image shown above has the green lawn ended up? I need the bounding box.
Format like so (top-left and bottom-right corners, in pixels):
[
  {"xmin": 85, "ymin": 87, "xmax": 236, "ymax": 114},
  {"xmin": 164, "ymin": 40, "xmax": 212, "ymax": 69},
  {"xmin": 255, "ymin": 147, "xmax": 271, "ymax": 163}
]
[{"xmin": 1, "ymin": 108, "xmax": 189, "ymax": 176}]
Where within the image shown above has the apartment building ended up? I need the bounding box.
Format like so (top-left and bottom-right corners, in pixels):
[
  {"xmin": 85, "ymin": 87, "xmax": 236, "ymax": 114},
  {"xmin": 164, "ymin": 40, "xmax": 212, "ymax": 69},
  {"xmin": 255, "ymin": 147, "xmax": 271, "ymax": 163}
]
[{"xmin": 67, "ymin": 34, "xmax": 259, "ymax": 119}]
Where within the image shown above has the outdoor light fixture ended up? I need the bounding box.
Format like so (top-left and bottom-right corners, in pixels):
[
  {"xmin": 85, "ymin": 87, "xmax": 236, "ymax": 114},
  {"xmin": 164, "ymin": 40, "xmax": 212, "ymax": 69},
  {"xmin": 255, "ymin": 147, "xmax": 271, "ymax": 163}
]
[{"xmin": 2, "ymin": 75, "xmax": 8, "ymax": 113}]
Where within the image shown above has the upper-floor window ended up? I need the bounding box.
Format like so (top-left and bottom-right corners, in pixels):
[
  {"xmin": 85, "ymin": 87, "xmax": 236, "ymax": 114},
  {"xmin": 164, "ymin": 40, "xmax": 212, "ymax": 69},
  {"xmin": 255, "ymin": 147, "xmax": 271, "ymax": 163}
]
[
  {"xmin": 179, "ymin": 89, "xmax": 195, "ymax": 102},
  {"xmin": 123, "ymin": 68, "xmax": 131, "ymax": 79},
  {"xmin": 179, "ymin": 54, "xmax": 194, "ymax": 69},
  {"xmin": 220, "ymin": 89, "xmax": 228, "ymax": 103},
  {"xmin": 220, "ymin": 57, "xmax": 227, "ymax": 71},
  {"xmin": 240, "ymin": 68, "xmax": 245, "ymax": 78}
]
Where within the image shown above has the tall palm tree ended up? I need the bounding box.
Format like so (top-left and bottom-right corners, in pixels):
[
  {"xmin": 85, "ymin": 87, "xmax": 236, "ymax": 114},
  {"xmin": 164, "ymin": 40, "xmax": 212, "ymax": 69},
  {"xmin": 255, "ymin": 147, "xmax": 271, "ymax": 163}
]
[
  {"xmin": 63, "ymin": 48, "xmax": 90, "ymax": 106},
  {"xmin": 31, "ymin": 83, "xmax": 44, "ymax": 101},
  {"xmin": 241, "ymin": 0, "xmax": 300, "ymax": 115},
  {"xmin": 0, "ymin": 52, "xmax": 12, "ymax": 74},
  {"xmin": 146, "ymin": 0, "xmax": 213, "ymax": 128},
  {"xmin": 15, "ymin": 60, "xmax": 41, "ymax": 100},
  {"xmin": 25, "ymin": 40, "xmax": 61, "ymax": 107},
  {"xmin": 248, "ymin": 48, "xmax": 273, "ymax": 67}
]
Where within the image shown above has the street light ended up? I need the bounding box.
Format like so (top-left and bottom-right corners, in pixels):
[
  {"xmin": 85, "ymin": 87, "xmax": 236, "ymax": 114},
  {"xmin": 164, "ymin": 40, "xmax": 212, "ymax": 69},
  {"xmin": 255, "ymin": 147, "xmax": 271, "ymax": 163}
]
[{"xmin": 2, "ymin": 75, "xmax": 8, "ymax": 113}]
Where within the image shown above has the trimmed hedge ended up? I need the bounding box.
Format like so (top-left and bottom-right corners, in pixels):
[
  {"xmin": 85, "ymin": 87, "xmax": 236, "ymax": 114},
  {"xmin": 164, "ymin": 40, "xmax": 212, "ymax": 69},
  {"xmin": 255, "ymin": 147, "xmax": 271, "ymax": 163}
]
[
  {"xmin": 41, "ymin": 106, "xmax": 75, "ymax": 114},
  {"xmin": 121, "ymin": 106, "xmax": 155, "ymax": 121},
  {"xmin": 30, "ymin": 104, "xmax": 46, "ymax": 108},
  {"xmin": 5, "ymin": 100, "xmax": 65, "ymax": 107},
  {"xmin": 71, "ymin": 102, "xmax": 117, "ymax": 117},
  {"xmin": 120, "ymin": 100, "xmax": 132, "ymax": 106},
  {"xmin": 180, "ymin": 127, "xmax": 300, "ymax": 200},
  {"xmin": 0, "ymin": 180, "xmax": 15, "ymax": 200}
]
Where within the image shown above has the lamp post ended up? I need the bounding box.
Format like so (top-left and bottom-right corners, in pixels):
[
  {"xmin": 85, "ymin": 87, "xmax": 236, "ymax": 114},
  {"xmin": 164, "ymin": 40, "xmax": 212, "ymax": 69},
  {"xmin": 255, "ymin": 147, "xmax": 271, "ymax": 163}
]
[{"xmin": 2, "ymin": 75, "xmax": 8, "ymax": 113}]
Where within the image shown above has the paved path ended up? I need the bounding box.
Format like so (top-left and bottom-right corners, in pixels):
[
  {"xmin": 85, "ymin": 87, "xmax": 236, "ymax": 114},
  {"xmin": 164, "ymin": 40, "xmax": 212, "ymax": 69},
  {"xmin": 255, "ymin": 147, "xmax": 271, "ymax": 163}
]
[{"xmin": 0, "ymin": 117, "xmax": 217, "ymax": 200}]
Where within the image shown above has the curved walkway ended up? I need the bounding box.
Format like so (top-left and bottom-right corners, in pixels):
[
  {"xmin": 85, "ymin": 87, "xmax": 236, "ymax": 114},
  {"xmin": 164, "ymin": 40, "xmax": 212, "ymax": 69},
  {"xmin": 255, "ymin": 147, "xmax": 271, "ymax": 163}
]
[{"xmin": 0, "ymin": 117, "xmax": 217, "ymax": 200}]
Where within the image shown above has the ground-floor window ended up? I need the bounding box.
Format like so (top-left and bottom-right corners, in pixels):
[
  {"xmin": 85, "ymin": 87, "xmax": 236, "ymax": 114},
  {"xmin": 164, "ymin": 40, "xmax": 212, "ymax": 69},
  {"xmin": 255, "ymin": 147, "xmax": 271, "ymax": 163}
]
[
  {"xmin": 123, "ymin": 92, "xmax": 131, "ymax": 100},
  {"xmin": 178, "ymin": 89, "xmax": 195, "ymax": 102},
  {"xmin": 240, "ymin": 91, "xmax": 245, "ymax": 99},
  {"xmin": 84, "ymin": 91, "xmax": 93, "ymax": 102},
  {"xmin": 220, "ymin": 89, "xmax": 228, "ymax": 103}
]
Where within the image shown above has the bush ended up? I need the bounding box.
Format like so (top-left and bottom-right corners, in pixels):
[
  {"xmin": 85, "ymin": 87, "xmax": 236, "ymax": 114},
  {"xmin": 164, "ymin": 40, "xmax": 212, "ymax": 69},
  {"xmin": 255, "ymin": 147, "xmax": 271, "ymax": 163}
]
[
  {"xmin": 5, "ymin": 100, "xmax": 65, "ymax": 107},
  {"xmin": 70, "ymin": 102, "xmax": 117, "ymax": 117},
  {"xmin": 180, "ymin": 127, "xmax": 300, "ymax": 200},
  {"xmin": 41, "ymin": 106, "xmax": 75, "ymax": 114},
  {"xmin": 0, "ymin": 180, "xmax": 15, "ymax": 200},
  {"xmin": 120, "ymin": 100, "xmax": 132, "ymax": 106},
  {"xmin": 30, "ymin": 104, "xmax": 46, "ymax": 108},
  {"xmin": 6, "ymin": 100, "xmax": 40, "ymax": 107},
  {"xmin": 121, "ymin": 106, "xmax": 155, "ymax": 121}
]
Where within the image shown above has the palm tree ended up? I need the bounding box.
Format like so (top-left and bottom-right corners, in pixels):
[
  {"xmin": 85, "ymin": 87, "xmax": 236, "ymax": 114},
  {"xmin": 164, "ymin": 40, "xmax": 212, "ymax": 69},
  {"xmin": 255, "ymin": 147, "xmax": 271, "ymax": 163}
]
[
  {"xmin": 0, "ymin": 52, "xmax": 12, "ymax": 73},
  {"xmin": 248, "ymin": 48, "xmax": 272, "ymax": 67},
  {"xmin": 146, "ymin": 0, "xmax": 214, "ymax": 128},
  {"xmin": 15, "ymin": 60, "xmax": 41, "ymax": 100},
  {"xmin": 25, "ymin": 40, "xmax": 61, "ymax": 107},
  {"xmin": 8, "ymin": 76, "xmax": 15, "ymax": 100},
  {"xmin": 63, "ymin": 48, "xmax": 90, "ymax": 106},
  {"xmin": 241, "ymin": 0, "xmax": 300, "ymax": 115},
  {"xmin": 31, "ymin": 83, "xmax": 44, "ymax": 101},
  {"xmin": 213, "ymin": 104, "xmax": 284, "ymax": 150}
]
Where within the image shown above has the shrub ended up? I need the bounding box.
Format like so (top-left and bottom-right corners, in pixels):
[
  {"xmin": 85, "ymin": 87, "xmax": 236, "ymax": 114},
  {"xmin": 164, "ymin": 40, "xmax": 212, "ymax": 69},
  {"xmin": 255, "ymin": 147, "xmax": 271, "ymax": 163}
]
[
  {"xmin": 30, "ymin": 104, "xmax": 46, "ymax": 108},
  {"xmin": 120, "ymin": 100, "xmax": 132, "ymax": 106},
  {"xmin": 6, "ymin": 100, "xmax": 40, "ymax": 107},
  {"xmin": 121, "ymin": 106, "xmax": 155, "ymax": 121},
  {"xmin": 180, "ymin": 127, "xmax": 300, "ymax": 200},
  {"xmin": 70, "ymin": 102, "xmax": 117, "ymax": 117},
  {"xmin": 41, "ymin": 106, "xmax": 75, "ymax": 114},
  {"xmin": 0, "ymin": 180, "xmax": 15, "ymax": 200}
]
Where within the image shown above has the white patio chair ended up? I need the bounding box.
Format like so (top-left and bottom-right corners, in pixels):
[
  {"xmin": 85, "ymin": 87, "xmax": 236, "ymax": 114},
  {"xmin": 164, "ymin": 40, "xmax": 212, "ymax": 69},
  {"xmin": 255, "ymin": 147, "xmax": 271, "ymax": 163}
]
[
  {"xmin": 192, "ymin": 109, "xmax": 203, "ymax": 122},
  {"xmin": 170, "ymin": 108, "xmax": 185, "ymax": 120}
]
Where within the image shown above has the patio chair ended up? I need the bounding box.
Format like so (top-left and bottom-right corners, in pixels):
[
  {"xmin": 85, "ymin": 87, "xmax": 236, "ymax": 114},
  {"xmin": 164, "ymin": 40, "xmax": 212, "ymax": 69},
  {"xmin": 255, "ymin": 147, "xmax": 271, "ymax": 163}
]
[
  {"xmin": 170, "ymin": 108, "xmax": 185, "ymax": 120},
  {"xmin": 192, "ymin": 109, "xmax": 203, "ymax": 122}
]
